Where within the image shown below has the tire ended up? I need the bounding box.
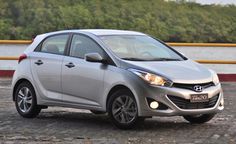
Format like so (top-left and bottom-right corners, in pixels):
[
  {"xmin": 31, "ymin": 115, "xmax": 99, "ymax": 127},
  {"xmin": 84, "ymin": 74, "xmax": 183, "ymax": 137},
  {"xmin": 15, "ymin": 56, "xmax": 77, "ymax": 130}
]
[
  {"xmin": 107, "ymin": 89, "xmax": 140, "ymax": 129},
  {"xmin": 14, "ymin": 81, "xmax": 41, "ymax": 118},
  {"xmin": 90, "ymin": 110, "xmax": 106, "ymax": 115},
  {"xmin": 183, "ymin": 114, "xmax": 215, "ymax": 124}
]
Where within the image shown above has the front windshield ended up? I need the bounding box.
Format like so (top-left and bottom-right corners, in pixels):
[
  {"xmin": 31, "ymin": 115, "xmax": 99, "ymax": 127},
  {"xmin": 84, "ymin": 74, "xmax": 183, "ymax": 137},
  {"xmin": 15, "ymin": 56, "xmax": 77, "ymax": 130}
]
[{"xmin": 100, "ymin": 35, "xmax": 185, "ymax": 61}]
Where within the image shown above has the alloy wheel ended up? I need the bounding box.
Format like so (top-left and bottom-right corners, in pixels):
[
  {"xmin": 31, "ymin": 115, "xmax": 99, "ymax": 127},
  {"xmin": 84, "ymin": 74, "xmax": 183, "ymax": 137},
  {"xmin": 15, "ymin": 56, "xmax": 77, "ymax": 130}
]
[
  {"xmin": 17, "ymin": 87, "xmax": 33, "ymax": 113},
  {"xmin": 112, "ymin": 95, "xmax": 137, "ymax": 124}
]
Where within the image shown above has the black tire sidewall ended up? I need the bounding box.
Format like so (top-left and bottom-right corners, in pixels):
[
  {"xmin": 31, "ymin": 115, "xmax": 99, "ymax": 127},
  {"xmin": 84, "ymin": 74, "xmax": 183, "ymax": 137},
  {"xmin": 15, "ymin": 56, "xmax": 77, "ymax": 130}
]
[
  {"xmin": 14, "ymin": 81, "xmax": 41, "ymax": 118},
  {"xmin": 108, "ymin": 89, "xmax": 139, "ymax": 129}
]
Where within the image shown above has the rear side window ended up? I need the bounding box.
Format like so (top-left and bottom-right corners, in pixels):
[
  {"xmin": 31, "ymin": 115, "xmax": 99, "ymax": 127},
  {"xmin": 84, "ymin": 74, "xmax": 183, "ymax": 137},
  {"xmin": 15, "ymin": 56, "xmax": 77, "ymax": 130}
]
[
  {"xmin": 40, "ymin": 34, "xmax": 69, "ymax": 55},
  {"xmin": 70, "ymin": 34, "xmax": 105, "ymax": 59}
]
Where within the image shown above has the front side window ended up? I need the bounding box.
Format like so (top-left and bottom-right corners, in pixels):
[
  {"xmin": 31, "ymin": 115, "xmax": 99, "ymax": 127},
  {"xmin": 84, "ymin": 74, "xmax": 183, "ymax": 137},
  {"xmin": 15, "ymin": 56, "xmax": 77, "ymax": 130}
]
[
  {"xmin": 40, "ymin": 34, "xmax": 69, "ymax": 55},
  {"xmin": 70, "ymin": 34, "xmax": 105, "ymax": 59},
  {"xmin": 100, "ymin": 35, "xmax": 185, "ymax": 61}
]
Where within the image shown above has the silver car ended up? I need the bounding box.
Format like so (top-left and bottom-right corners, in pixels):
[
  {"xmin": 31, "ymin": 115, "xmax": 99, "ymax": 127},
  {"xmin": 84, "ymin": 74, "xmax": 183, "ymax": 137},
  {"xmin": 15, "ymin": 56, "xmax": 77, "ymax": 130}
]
[{"xmin": 12, "ymin": 29, "xmax": 224, "ymax": 129}]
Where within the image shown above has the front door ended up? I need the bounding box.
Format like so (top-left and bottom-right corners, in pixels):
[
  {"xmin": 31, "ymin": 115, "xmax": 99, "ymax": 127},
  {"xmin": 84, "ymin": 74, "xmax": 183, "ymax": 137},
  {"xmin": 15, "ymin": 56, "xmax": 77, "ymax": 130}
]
[{"xmin": 62, "ymin": 34, "xmax": 107, "ymax": 107}]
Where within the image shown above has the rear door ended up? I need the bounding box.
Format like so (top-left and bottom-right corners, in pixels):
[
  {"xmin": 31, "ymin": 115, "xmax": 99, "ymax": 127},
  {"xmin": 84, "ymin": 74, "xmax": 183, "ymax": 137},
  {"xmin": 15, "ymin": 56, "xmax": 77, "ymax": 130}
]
[{"xmin": 30, "ymin": 34, "xmax": 69, "ymax": 101}]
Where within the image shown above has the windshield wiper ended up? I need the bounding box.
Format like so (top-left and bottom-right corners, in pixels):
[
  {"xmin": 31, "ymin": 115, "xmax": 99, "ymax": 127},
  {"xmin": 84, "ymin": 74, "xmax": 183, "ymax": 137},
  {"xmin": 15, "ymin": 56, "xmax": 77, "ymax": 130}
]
[
  {"xmin": 122, "ymin": 57, "xmax": 182, "ymax": 61},
  {"xmin": 122, "ymin": 58, "xmax": 147, "ymax": 61},
  {"xmin": 148, "ymin": 58, "xmax": 182, "ymax": 61}
]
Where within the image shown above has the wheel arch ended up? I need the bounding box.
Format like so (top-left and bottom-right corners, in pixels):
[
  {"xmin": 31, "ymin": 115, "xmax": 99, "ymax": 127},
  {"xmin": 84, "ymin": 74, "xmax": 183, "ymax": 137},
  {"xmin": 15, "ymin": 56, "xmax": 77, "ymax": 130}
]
[
  {"xmin": 106, "ymin": 84, "xmax": 137, "ymax": 111},
  {"xmin": 12, "ymin": 78, "xmax": 33, "ymax": 101}
]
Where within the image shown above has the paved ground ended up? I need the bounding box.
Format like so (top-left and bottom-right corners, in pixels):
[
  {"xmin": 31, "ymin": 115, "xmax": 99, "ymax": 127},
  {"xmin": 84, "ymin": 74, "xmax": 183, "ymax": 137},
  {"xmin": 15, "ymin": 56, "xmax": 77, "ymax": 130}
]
[{"xmin": 0, "ymin": 78, "xmax": 235, "ymax": 144}]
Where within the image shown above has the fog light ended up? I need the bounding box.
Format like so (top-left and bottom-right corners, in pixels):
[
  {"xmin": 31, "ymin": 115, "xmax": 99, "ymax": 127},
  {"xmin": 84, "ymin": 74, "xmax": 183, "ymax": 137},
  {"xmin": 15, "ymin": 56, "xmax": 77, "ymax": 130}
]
[{"xmin": 150, "ymin": 101, "xmax": 159, "ymax": 109}]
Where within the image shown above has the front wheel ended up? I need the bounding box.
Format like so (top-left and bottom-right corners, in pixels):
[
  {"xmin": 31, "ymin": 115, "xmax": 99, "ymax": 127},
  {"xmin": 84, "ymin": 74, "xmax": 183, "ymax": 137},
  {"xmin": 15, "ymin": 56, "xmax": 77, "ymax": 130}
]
[
  {"xmin": 108, "ymin": 89, "xmax": 140, "ymax": 129},
  {"xmin": 183, "ymin": 114, "xmax": 215, "ymax": 124},
  {"xmin": 14, "ymin": 81, "xmax": 41, "ymax": 118}
]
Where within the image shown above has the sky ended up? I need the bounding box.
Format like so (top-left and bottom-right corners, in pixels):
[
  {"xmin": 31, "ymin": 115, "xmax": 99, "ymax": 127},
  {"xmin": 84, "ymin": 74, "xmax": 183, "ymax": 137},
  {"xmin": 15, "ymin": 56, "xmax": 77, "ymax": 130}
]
[{"xmin": 195, "ymin": 0, "xmax": 236, "ymax": 5}]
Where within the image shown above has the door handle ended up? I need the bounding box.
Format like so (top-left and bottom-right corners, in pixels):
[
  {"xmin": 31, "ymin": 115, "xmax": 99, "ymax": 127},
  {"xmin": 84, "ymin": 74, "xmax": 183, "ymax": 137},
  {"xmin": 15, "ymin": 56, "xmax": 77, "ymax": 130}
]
[
  {"xmin": 34, "ymin": 60, "xmax": 43, "ymax": 65},
  {"xmin": 65, "ymin": 62, "xmax": 75, "ymax": 68}
]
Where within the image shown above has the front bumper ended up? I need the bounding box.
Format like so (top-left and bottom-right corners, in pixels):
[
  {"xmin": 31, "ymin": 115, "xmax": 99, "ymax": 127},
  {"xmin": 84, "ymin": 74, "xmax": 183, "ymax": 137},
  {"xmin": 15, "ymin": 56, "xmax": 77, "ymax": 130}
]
[{"xmin": 137, "ymin": 83, "xmax": 224, "ymax": 117}]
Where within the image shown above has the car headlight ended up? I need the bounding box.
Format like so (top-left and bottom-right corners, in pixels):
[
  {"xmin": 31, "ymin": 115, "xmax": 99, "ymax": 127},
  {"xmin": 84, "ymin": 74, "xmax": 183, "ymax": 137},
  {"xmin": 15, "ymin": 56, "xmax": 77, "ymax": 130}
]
[
  {"xmin": 128, "ymin": 68, "xmax": 172, "ymax": 87},
  {"xmin": 210, "ymin": 70, "xmax": 220, "ymax": 85}
]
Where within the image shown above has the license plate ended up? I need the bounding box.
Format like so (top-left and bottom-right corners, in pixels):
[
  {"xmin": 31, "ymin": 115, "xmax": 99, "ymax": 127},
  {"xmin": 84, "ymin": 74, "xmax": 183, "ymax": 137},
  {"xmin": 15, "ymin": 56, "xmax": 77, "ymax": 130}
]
[{"xmin": 190, "ymin": 94, "xmax": 209, "ymax": 102}]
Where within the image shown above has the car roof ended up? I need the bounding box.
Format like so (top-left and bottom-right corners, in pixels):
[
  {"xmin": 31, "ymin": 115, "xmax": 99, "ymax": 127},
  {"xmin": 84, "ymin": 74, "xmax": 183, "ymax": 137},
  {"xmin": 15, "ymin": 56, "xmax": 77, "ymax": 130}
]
[
  {"xmin": 80, "ymin": 29, "xmax": 145, "ymax": 36},
  {"xmin": 41, "ymin": 29, "xmax": 146, "ymax": 37}
]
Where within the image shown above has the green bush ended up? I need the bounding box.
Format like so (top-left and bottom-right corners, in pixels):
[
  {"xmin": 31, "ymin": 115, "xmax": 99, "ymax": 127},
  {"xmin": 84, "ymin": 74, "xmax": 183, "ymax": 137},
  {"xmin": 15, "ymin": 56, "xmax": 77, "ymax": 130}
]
[{"xmin": 0, "ymin": 0, "xmax": 235, "ymax": 42}]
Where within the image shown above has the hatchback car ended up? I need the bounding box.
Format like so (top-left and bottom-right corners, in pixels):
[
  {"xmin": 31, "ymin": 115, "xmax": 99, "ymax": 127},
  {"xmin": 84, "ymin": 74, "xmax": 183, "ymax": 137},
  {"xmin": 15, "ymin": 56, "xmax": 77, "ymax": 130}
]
[{"xmin": 12, "ymin": 29, "xmax": 224, "ymax": 129}]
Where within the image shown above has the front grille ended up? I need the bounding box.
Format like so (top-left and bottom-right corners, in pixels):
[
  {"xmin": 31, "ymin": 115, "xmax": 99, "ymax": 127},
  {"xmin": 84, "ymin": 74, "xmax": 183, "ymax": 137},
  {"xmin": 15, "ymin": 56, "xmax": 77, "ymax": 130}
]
[
  {"xmin": 167, "ymin": 94, "xmax": 219, "ymax": 109},
  {"xmin": 172, "ymin": 82, "xmax": 214, "ymax": 91}
]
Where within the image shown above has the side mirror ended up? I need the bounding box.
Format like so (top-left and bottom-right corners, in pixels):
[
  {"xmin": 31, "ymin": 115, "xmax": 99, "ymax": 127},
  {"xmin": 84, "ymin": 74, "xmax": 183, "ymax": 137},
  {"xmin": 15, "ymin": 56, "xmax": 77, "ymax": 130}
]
[{"xmin": 85, "ymin": 53, "xmax": 105, "ymax": 63}]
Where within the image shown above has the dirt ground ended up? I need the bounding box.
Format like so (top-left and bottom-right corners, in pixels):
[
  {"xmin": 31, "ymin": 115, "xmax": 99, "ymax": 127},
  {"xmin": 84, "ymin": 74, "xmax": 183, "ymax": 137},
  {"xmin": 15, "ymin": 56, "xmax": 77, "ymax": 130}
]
[{"xmin": 0, "ymin": 78, "xmax": 235, "ymax": 144}]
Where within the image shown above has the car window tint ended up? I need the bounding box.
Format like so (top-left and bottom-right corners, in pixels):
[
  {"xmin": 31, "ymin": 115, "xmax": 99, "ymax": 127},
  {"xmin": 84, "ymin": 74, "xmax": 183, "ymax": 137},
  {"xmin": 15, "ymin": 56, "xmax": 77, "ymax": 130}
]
[
  {"xmin": 70, "ymin": 34, "xmax": 105, "ymax": 59},
  {"xmin": 41, "ymin": 35, "xmax": 69, "ymax": 55}
]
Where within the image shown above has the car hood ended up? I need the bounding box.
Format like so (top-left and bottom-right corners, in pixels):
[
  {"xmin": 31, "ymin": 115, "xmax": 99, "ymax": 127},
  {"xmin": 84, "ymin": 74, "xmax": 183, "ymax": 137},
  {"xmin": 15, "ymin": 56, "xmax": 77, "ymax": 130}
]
[{"xmin": 124, "ymin": 59, "xmax": 213, "ymax": 84}]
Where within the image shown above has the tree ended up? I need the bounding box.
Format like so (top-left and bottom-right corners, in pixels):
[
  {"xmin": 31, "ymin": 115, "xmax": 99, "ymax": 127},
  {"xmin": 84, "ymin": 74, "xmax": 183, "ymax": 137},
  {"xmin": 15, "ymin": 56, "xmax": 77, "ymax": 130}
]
[{"xmin": 0, "ymin": 0, "xmax": 235, "ymax": 42}]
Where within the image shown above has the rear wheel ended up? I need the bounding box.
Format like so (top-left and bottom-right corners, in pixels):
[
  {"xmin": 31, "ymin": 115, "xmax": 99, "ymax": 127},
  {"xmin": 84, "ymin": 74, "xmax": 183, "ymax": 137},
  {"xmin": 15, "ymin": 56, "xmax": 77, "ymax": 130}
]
[
  {"xmin": 183, "ymin": 114, "xmax": 215, "ymax": 124},
  {"xmin": 14, "ymin": 81, "xmax": 41, "ymax": 118},
  {"xmin": 108, "ymin": 89, "xmax": 140, "ymax": 129}
]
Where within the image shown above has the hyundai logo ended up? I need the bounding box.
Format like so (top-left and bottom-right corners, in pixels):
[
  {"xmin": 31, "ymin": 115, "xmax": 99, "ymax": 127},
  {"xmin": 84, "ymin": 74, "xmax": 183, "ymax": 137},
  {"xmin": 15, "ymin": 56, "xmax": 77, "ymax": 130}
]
[{"xmin": 193, "ymin": 85, "xmax": 203, "ymax": 92}]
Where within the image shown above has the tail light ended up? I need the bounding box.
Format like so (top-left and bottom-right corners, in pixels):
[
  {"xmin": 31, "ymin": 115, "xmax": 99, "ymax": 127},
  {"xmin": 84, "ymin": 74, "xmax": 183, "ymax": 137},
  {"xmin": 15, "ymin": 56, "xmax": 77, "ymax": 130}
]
[{"xmin": 18, "ymin": 54, "xmax": 27, "ymax": 63}]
